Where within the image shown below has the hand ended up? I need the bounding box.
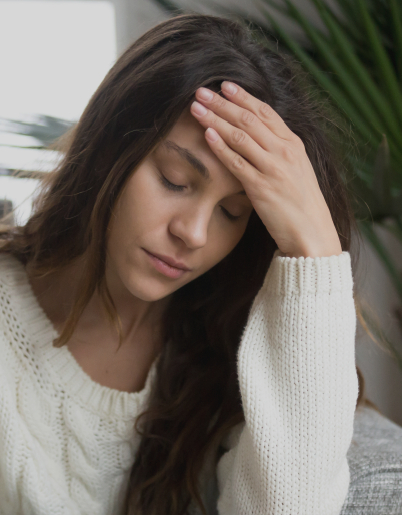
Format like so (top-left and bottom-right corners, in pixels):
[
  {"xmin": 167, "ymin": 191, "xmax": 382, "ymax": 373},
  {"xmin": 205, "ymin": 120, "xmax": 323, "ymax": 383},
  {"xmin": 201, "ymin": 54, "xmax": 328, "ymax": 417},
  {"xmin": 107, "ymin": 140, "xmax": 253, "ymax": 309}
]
[{"xmin": 190, "ymin": 81, "xmax": 342, "ymax": 259}]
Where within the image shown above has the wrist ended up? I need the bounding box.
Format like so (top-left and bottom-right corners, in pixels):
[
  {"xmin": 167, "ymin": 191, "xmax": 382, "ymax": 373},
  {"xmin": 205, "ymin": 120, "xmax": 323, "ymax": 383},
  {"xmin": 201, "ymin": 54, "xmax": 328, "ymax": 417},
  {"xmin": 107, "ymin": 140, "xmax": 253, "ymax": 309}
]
[{"xmin": 285, "ymin": 240, "xmax": 343, "ymax": 259}]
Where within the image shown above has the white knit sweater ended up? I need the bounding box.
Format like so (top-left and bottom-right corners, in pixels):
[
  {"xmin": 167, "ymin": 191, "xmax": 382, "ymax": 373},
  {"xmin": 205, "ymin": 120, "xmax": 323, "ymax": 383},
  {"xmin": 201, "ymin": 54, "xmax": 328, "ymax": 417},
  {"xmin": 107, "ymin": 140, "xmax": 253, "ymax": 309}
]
[{"xmin": 0, "ymin": 249, "xmax": 358, "ymax": 515}]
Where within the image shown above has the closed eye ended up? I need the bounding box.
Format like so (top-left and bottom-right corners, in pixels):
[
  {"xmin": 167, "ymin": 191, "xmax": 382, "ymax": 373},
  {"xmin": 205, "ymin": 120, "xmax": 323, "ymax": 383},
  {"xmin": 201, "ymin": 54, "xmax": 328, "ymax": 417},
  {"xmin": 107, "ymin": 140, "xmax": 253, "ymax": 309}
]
[
  {"xmin": 160, "ymin": 174, "xmax": 186, "ymax": 192},
  {"xmin": 220, "ymin": 206, "xmax": 241, "ymax": 221},
  {"xmin": 159, "ymin": 173, "xmax": 242, "ymax": 222}
]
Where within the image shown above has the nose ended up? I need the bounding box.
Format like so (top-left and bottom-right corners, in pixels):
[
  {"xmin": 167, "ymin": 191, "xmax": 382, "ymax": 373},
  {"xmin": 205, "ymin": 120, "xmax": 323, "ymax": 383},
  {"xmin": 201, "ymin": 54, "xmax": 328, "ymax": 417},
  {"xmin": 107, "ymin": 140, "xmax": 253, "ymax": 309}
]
[{"xmin": 168, "ymin": 202, "xmax": 211, "ymax": 250}]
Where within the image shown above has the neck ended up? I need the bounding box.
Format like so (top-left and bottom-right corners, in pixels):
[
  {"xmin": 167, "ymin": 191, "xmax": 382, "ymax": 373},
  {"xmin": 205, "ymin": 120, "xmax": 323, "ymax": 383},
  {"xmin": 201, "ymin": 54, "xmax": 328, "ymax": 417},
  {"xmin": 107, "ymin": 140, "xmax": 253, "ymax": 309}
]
[{"xmin": 27, "ymin": 253, "xmax": 171, "ymax": 347}]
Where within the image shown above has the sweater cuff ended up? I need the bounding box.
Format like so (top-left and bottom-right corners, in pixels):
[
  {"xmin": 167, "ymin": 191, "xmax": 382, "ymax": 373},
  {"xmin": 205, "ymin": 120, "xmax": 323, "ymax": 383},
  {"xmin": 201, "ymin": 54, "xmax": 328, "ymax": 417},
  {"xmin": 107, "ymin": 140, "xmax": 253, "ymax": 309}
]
[{"xmin": 262, "ymin": 249, "xmax": 353, "ymax": 296}]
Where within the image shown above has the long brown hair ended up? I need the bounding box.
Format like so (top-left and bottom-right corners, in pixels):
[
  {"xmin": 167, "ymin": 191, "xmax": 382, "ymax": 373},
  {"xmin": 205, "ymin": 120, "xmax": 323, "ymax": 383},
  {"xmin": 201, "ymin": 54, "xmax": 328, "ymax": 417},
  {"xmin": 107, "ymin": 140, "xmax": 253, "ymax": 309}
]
[{"xmin": 1, "ymin": 13, "xmax": 373, "ymax": 515}]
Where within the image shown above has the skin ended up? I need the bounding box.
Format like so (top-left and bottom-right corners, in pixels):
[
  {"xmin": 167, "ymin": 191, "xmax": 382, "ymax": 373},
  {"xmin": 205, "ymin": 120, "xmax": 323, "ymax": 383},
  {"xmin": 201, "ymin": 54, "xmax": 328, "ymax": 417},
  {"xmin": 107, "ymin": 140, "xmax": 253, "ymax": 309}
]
[
  {"xmin": 192, "ymin": 82, "xmax": 342, "ymax": 259},
  {"xmin": 29, "ymin": 82, "xmax": 342, "ymax": 393}
]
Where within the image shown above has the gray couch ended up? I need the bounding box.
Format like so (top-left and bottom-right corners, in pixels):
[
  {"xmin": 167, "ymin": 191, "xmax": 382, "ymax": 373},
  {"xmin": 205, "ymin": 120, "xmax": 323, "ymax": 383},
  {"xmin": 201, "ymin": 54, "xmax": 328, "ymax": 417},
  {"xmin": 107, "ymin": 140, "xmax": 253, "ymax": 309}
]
[
  {"xmin": 340, "ymin": 405, "xmax": 402, "ymax": 514},
  {"xmin": 200, "ymin": 405, "xmax": 402, "ymax": 514}
]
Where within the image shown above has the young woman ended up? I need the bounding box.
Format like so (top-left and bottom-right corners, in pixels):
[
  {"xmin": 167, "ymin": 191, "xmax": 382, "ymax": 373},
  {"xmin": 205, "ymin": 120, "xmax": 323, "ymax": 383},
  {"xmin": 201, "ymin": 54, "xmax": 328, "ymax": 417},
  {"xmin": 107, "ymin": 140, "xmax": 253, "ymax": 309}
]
[{"xmin": 0, "ymin": 13, "xmax": 367, "ymax": 515}]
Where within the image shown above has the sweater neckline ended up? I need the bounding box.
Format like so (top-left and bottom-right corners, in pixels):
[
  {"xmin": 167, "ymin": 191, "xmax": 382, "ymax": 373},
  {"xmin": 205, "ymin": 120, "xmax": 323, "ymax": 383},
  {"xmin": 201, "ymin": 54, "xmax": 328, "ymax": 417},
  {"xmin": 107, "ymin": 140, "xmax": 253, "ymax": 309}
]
[{"xmin": 0, "ymin": 252, "xmax": 160, "ymax": 422}]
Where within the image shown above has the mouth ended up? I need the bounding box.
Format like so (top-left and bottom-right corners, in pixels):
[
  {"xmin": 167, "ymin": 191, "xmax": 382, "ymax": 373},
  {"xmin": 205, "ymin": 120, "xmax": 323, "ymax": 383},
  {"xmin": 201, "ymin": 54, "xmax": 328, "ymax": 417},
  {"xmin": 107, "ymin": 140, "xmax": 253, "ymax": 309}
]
[{"xmin": 142, "ymin": 249, "xmax": 191, "ymax": 279}]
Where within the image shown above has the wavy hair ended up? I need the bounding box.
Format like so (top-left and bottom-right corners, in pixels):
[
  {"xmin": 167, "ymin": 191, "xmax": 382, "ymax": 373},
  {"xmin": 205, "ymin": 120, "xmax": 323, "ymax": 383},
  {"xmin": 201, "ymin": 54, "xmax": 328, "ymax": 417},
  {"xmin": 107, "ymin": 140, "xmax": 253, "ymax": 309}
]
[{"xmin": 0, "ymin": 13, "xmax": 373, "ymax": 515}]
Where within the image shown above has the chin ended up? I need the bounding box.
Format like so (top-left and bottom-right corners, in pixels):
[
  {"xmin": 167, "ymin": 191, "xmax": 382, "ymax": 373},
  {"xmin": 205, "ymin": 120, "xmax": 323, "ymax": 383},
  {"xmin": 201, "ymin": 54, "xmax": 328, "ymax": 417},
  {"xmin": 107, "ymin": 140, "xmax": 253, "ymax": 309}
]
[{"xmin": 122, "ymin": 272, "xmax": 177, "ymax": 302}]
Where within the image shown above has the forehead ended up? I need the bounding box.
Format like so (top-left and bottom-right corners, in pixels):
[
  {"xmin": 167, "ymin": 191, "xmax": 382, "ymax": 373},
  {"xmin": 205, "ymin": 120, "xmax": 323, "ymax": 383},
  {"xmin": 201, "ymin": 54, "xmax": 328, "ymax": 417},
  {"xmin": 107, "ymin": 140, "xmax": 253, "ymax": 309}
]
[
  {"xmin": 155, "ymin": 105, "xmax": 247, "ymax": 194},
  {"xmin": 163, "ymin": 104, "xmax": 214, "ymax": 157}
]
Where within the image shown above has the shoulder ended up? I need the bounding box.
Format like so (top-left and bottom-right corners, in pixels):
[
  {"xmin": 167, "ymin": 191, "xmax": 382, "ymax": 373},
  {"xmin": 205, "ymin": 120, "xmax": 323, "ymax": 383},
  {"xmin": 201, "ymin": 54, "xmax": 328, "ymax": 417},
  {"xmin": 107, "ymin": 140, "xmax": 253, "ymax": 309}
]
[
  {"xmin": 340, "ymin": 406, "xmax": 402, "ymax": 514},
  {"xmin": 0, "ymin": 252, "xmax": 25, "ymax": 322},
  {"xmin": 0, "ymin": 251, "xmax": 45, "ymax": 352},
  {"xmin": 0, "ymin": 252, "xmax": 31, "ymax": 323},
  {"xmin": 0, "ymin": 253, "xmax": 29, "ymax": 381},
  {"xmin": 0, "ymin": 251, "xmax": 26, "ymax": 287}
]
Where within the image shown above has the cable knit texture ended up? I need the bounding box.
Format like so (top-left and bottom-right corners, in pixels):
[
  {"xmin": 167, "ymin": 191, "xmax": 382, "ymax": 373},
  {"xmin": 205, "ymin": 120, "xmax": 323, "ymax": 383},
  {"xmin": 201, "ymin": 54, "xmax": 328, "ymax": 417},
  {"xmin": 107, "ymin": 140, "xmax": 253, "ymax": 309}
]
[{"xmin": 0, "ymin": 249, "xmax": 358, "ymax": 515}]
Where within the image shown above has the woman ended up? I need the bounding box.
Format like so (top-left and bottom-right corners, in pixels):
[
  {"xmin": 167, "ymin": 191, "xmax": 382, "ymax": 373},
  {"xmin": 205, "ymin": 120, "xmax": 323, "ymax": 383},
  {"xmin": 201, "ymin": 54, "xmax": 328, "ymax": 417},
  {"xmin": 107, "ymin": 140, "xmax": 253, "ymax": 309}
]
[{"xmin": 0, "ymin": 13, "xmax": 366, "ymax": 515}]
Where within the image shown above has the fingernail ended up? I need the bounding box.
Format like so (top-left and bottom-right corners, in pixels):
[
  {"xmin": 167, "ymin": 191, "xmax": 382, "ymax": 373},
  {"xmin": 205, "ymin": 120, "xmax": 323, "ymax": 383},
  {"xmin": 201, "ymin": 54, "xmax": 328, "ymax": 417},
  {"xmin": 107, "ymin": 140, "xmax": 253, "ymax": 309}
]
[
  {"xmin": 222, "ymin": 81, "xmax": 237, "ymax": 95},
  {"xmin": 206, "ymin": 128, "xmax": 218, "ymax": 142},
  {"xmin": 197, "ymin": 87, "xmax": 213, "ymax": 101},
  {"xmin": 191, "ymin": 101, "xmax": 208, "ymax": 116}
]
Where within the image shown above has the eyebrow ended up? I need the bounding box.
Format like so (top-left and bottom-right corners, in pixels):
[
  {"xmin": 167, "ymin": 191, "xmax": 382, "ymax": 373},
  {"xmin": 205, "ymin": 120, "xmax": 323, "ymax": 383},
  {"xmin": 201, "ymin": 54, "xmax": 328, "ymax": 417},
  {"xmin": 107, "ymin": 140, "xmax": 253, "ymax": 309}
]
[{"xmin": 160, "ymin": 139, "xmax": 247, "ymax": 196}]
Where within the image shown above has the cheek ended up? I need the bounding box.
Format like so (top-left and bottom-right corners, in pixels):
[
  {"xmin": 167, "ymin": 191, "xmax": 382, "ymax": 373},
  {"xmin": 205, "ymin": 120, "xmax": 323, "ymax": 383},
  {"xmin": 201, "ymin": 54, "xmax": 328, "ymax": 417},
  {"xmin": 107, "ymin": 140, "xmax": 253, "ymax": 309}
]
[
  {"xmin": 108, "ymin": 171, "xmax": 164, "ymax": 244},
  {"xmin": 199, "ymin": 222, "xmax": 248, "ymax": 273},
  {"xmin": 106, "ymin": 166, "xmax": 251, "ymax": 273}
]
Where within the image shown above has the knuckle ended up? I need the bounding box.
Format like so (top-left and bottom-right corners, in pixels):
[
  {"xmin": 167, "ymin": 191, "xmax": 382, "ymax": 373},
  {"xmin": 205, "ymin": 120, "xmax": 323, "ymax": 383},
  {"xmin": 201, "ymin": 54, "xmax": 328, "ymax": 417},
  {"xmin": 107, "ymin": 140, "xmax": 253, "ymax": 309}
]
[
  {"xmin": 248, "ymin": 173, "xmax": 262, "ymax": 191},
  {"xmin": 212, "ymin": 95, "xmax": 226, "ymax": 109},
  {"xmin": 258, "ymin": 102, "xmax": 274, "ymax": 120},
  {"xmin": 281, "ymin": 144, "xmax": 296, "ymax": 162},
  {"xmin": 240, "ymin": 109, "xmax": 256, "ymax": 127},
  {"xmin": 209, "ymin": 113, "xmax": 219, "ymax": 126},
  {"xmin": 215, "ymin": 138, "xmax": 226, "ymax": 151},
  {"xmin": 270, "ymin": 164, "xmax": 283, "ymax": 180},
  {"xmin": 294, "ymin": 134, "xmax": 305, "ymax": 150},
  {"xmin": 230, "ymin": 154, "xmax": 245, "ymax": 171},
  {"xmin": 236, "ymin": 88, "xmax": 248, "ymax": 103},
  {"xmin": 231, "ymin": 129, "xmax": 246, "ymax": 145}
]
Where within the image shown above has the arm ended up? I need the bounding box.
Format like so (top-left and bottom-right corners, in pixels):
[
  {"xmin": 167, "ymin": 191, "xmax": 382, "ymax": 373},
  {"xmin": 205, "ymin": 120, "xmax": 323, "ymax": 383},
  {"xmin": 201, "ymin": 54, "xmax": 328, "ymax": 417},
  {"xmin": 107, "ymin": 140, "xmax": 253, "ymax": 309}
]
[{"xmin": 216, "ymin": 249, "xmax": 358, "ymax": 515}]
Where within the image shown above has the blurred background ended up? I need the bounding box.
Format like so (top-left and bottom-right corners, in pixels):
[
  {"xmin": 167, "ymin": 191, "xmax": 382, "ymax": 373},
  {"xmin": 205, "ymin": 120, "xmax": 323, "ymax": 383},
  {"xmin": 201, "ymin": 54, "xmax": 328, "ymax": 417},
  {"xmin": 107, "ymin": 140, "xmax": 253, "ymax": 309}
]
[{"xmin": 1, "ymin": 0, "xmax": 402, "ymax": 425}]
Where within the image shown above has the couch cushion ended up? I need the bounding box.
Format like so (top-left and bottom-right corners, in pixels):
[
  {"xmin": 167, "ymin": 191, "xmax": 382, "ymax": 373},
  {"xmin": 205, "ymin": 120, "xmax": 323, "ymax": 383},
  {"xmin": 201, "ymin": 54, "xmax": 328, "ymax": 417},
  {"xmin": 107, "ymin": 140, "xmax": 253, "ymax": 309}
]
[{"xmin": 340, "ymin": 405, "xmax": 402, "ymax": 514}]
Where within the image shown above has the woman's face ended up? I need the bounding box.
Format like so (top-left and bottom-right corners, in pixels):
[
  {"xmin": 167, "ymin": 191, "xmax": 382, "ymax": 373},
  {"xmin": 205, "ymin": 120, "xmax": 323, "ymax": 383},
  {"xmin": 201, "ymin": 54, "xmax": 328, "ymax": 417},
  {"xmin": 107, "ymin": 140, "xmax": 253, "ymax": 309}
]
[{"xmin": 106, "ymin": 104, "xmax": 254, "ymax": 302}]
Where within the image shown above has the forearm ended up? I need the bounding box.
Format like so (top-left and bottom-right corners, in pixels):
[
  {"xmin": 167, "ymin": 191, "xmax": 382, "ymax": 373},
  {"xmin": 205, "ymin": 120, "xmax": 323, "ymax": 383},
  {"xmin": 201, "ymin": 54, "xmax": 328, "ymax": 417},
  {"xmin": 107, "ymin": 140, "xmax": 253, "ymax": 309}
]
[{"xmin": 217, "ymin": 250, "xmax": 358, "ymax": 515}]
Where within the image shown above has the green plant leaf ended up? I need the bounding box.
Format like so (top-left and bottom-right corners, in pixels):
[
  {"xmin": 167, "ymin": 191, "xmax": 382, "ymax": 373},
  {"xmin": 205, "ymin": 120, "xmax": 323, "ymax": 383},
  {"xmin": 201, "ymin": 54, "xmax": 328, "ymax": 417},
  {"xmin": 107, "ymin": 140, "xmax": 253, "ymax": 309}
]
[
  {"xmin": 389, "ymin": 0, "xmax": 402, "ymax": 82},
  {"xmin": 0, "ymin": 115, "xmax": 75, "ymax": 147},
  {"xmin": 259, "ymin": 9, "xmax": 402, "ymax": 171},
  {"xmin": 334, "ymin": 0, "xmax": 361, "ymax": 22},
  {"xmin": 259, "ymin": 5, "xmax": 380, "ymax": 143},
  {"xmin": 355, "ymin": 0, "xmax": 402, "ymax": 119},
  {"xmin": 285, "ymin": 0, "xmax": 402, "ymax": 145}
]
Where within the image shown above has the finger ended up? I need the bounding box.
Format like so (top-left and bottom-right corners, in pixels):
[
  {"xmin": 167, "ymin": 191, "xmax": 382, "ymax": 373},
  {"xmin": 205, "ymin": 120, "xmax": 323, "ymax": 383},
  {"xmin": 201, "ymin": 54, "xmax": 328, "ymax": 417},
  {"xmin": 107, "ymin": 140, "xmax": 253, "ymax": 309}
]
[
  {"xmin": 195, "ymin": 87, "xmax": 280, "ymax": 154},
  {"xmin": 203, "ymin": 126, "xmax": 266, "ymax": 193},
  {"xmin": 190, "ymin": 101, "xmax": 274, "ymax": 175},
  {"xmin": 220, "ymin": 81, "xmax": 296, "ymax": 142}
]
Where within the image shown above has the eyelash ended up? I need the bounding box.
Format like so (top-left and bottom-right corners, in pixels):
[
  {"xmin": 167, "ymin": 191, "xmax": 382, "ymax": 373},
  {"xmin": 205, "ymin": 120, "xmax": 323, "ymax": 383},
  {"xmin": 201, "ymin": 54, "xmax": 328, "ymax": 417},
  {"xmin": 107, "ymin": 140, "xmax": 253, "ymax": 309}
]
[{"xmin": 159, "ymin": 174, "xmax": 242, "ymax": 222}]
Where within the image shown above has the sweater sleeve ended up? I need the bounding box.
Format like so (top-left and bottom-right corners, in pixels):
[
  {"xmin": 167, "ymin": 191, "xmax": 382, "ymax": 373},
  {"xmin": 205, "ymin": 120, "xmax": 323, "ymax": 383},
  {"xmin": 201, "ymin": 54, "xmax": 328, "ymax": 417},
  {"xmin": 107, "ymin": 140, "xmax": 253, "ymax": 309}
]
[{"xmin": 216, "ymin": 249, "xmax": 358, "ymax": 515}]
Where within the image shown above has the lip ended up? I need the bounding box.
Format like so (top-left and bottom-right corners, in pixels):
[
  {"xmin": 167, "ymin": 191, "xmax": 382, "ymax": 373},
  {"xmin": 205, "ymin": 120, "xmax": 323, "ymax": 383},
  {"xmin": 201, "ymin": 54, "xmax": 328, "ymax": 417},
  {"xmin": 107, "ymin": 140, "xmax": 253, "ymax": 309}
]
[
  {"xmin": 143, "ymin": 249, "xmax": 192, "ymax": 271},
  {"xmin": 143, "ymin": 249, "xmax": 192, "ymax": 279}
]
